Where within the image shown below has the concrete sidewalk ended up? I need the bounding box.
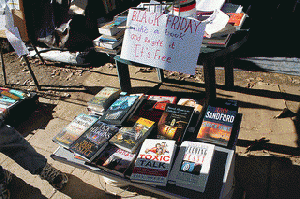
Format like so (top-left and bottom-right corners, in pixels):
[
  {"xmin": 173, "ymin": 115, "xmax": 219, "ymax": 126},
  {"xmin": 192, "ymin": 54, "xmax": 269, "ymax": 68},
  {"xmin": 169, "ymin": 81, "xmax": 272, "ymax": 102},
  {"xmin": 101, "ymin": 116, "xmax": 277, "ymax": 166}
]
[{"xmin": 1, "ymin": 64, "xmax": 300, "ymax": 199}]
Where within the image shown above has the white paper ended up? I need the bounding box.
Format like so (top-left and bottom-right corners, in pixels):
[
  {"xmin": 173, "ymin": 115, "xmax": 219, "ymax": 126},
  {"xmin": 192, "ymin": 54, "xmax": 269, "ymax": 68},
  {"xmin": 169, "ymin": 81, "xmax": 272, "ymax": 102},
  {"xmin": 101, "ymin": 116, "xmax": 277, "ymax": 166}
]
[
  {"xmin": 120, "ymin": 9, "xmax": 206, "ymax": 75},
  {"xmin": 204, "ymin": 9, "xmax": 229, "ymax": 36},
  {"xmin": 6, "ymin": 0, "xmax": 19, "ymax": 10},
  {"xmin": 0, "ymin": 15, "xmax": 6, "ymax": 30},
  {"xmin": 5, "ymin": 27, "xmax": 28, "ymax": 56},
  {"xmin": 196, "ymin": 0, "xmax": 225, "ymax": 12}
]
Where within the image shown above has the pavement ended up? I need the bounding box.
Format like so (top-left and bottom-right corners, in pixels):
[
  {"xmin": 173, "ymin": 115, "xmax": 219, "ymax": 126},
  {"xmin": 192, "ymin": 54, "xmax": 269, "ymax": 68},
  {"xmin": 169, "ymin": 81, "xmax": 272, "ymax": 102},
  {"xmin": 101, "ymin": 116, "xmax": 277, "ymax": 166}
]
[{"xmin": 1, "ymin": 62, "xmax": 300, "ymax": 199}]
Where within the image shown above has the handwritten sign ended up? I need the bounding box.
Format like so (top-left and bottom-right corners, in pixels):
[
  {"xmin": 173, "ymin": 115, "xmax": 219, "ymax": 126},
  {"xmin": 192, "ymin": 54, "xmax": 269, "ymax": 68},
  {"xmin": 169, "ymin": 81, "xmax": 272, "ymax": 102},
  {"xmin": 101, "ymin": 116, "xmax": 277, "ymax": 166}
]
[{"xmin": 120, "ymin": 9, "xmax": 206, "ymax": 75}]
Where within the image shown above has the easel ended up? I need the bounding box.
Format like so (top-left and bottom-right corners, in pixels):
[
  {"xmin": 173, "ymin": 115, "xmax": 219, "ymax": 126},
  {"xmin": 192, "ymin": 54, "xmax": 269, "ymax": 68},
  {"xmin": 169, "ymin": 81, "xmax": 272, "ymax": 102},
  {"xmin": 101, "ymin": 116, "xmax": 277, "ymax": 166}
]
[{"xmin": 0, "ymin": 0, "xmax": 43, "ymax": 90}]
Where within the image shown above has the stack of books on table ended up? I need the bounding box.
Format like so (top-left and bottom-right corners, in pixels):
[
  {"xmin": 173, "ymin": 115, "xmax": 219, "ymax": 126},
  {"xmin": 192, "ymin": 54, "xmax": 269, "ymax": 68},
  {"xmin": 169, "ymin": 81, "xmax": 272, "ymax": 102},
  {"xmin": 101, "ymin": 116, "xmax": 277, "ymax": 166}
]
[
  {"xmin": 200, "ymin": 1, "xmax": 248, "ymax": 48},
  {"xmin": 94, "ymin": 15, "xmax": 127, "ymax": 55}
]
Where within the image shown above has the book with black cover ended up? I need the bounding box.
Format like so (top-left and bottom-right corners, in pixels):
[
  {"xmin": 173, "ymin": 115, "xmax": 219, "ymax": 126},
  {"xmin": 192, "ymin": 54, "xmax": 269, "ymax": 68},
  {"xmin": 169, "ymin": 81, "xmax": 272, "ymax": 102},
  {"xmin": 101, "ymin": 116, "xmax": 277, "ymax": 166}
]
[
  {"xmin": 100, "ymin": 95, "xmax": 141, "ymax": 126},
  {"xmin": 69, "ymin": 120, "xmax": 119, "ymax": 162},
  {"xmin": 52, "ymin": 114, "xmax": 98, "ymax": 149},
  {"xmin": 168, "ymin": 141, "xmax": 215, "ymax": 192},
  {"xmin": 130, "ymin": 139, "xmax": 177, "ymax": 186},
  {"xmin": 109, "ymin": 117, "xmax": 155, "ymax": 153},
  {"xmin": 92, "ymin": 144, "xmax": 137, "ymax": 177},
  {"xmin": 157, "ymin": 104, "xmax": 194, "ymax": 144},
  {"xmin": 196, "ymin": 99, "xmax": 238, "ymax": 147}
]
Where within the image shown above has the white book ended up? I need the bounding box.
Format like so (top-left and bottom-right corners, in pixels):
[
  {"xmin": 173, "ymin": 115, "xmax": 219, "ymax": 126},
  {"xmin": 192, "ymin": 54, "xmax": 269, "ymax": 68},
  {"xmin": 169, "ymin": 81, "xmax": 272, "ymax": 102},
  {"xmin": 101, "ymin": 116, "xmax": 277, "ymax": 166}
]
[
  {"xmin": 168, "ymin": 141, "xmax": 215, "ymax": 192},
  {"xmin": 196, "ymin": 0, "xmax": 226, "ymax": 12},
  {"xmin": 130, "ymin": 139, "xmax": 177, "ymax": 186}
]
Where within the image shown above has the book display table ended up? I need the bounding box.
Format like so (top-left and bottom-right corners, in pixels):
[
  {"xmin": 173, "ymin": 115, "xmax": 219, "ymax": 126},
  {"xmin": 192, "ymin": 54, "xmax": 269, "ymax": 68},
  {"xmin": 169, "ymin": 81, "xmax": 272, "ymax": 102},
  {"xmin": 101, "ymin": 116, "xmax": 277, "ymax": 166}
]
[{"xmin": 51, "ymin": 145, "xmax": 235, "ymax": 199}]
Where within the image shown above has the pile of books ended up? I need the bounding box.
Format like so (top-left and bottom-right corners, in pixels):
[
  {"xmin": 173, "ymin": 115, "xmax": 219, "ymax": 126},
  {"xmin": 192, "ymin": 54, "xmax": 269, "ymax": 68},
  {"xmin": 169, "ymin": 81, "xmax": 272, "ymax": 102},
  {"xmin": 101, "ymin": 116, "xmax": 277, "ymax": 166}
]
[
  {"xmin": 52, "ymin": 86, "xmax": 242, "ymax": 192},
  {"xmin": 93, "ymin": 15, "xmax": 127, "ymax": 55},
  {"xmin": 199, "ymin": 2, "xmax": 248, "ymax": 48},
  {"xmin": 0, "ymin": 87, "xmax": 38, "ymax": 124}
]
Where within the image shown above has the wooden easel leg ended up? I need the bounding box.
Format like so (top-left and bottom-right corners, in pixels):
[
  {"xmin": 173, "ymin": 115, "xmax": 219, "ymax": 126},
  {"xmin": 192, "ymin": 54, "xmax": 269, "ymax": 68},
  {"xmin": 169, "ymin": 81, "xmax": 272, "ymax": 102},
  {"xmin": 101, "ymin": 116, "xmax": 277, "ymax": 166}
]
[
  {"xmin": 0, "ymin": 45, "xmax": 7, "ymax": 85},
  {"xmin": 22, "ymin": 55, "xmax": 41, "ymax": 91}
]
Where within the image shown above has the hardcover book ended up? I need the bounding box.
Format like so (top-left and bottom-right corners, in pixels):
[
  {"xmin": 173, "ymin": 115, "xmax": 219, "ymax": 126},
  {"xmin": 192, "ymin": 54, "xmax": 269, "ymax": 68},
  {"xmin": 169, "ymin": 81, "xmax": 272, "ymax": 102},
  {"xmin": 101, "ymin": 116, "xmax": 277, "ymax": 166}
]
[
  {"xmin": 93, "ymin": 46, "xmax": 121, "ymax": 55},
  {"xmin": 196, "ymin": 99, "xmax": 238, "ymax": 147},
  {"xmin": 93, "ymin": 36, "xmax": 124, "ymax": 50},
  {"xmin": 157, "ymin": 104, "xmax": 194, "ymax": 144},
  {"xmin": 126, "ymin": 99, "xmax": 164, "ymax": 124},
  {"xmin": 109, "ymin": 117, "xmax": 155, "ymax": 153},
  {"xmin": 52, "ymin": 114, "xmax": 98, "ymax": 149},
  {"xmin": 168, "ymin": 141, "xmax": 215, "ymax": 192},
  {"xmin": 100, "ymin": 95, "xmax": 141, "ymax": 126},
  {"xmin": 69, "ymin": 121, "xmax": 119, "ymax": 162},
  {"xmin": 87, "ymin": 87, "xmax": 121, "ymax": 114},
  {"xmin": 92, "ymin": 144, "xmax": 137, "ymax": 177},
  {"xmin": 147, "ymin": 95, "xmax": 177, "ymax": 111},
  {"xmin": 177, "ymin": 98, "xmax": 203, "ymax": 114},
  {"xmin": 130, "ymin": 139, "xmax": 177, "ymax": 186},
  {"xmin": 98, "ymin": 16, "xmax": 127, "ymax": 36}
]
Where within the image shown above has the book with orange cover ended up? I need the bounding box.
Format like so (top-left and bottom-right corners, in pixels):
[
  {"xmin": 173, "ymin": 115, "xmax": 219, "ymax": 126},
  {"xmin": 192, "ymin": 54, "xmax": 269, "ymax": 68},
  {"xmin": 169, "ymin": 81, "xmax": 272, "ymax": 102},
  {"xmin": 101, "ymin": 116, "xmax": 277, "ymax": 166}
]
[{"xmin": 227, "ymin": 13, "xmax": 246, "ymax": 27}]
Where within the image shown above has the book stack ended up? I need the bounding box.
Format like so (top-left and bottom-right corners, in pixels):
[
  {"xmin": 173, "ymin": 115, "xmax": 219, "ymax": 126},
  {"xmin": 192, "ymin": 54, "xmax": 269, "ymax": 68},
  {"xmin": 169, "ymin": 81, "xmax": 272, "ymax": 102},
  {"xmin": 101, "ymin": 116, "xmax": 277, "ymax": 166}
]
[
  {"xmin": 94, "ymin": 15, "xmax": 127, "ymax": 55},
  {"xmin": 0, "ymin": 87, "xmax": 38, "ymax": 124},
  {"xmin": 200, "ymin": 2, "xmax": 247, "ymax": 48},
  {"xmin": 87, "ymin": 87, "xmax": 121, "ymax": 116}
]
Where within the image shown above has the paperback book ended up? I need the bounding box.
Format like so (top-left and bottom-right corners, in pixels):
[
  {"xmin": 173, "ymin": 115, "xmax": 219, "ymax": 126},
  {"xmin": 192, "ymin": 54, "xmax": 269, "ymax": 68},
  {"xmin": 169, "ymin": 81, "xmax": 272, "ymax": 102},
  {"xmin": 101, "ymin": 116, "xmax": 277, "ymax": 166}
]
[
  {"xmin": 69, "ymin": 120, "xmax": 119, "ymax": 162},
  {"xmin": 168, "ymin": 141, "xmax": 215, "ymax": 192},
  {"xmin": 177, "ymin": 98, "xmax": 203, "ymax": 114},
  {"xmin": 93, "ymin": 46, "xmax": 121, "ymax": 55},
  {"xmin": 98, "ymin": 16, "xmax": 127, "ymax": 36},
  {"xmin": 109, "ymin": 117, "xmax": 155, "ymax": 153},
  {"xmin": 100, "ymin": 95, "xmax": 141, "ymax": 126},
  {"xmin": 87, "ymin": 86, "xmax": 121, "ymax": 115},
  {"xmin": 157, "ymin": 104, "xmax": 194, "ymax": 144},
  {"xmin": 196, "ymin": 99, "xmax": 238, "ymax": 147},
  {"xmin": 93, "ymin": 36, "xmax": 124, "ymax": 50},
  {"xmin": 130, "ymin": 139, "xmax": 177, "ymax": 186},
  {"xmin": 92, "ymin": 144, "xmax": 137, "ymax": 177},
  {"xmin": 52, "ymin": 114, "xmax": 98, "ymax": 149}
]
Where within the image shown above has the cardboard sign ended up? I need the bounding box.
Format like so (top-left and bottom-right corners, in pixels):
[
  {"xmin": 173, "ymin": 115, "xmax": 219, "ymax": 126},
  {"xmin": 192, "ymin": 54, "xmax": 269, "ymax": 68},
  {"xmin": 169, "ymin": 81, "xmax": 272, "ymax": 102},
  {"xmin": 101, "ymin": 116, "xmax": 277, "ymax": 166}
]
[{"xmin": 120, "ymin": 9, "xmax": 206, "ymax": 75}]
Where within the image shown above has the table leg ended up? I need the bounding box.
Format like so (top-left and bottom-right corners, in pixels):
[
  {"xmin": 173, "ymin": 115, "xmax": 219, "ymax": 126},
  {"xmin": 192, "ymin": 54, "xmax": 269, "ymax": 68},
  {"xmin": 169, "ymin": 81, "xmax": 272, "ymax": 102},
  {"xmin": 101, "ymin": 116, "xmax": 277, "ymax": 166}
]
[
  {"xmin": 224, "ymin": 55, "xmax": 234, "ymax": 88},
  {"xmin": 203, "ymin": 58, "xmax": 216, "ymax": 102},
  {"xmin": 156, "ymin": 68, "xmax": 164, "ymax": 83},
  {"xmin": 115, "ymin": 59, "xmax": 132, "ymax": 93},
  {"xmin": 0, "ymin": 45, "xmax": 7, "ymax": 85}
]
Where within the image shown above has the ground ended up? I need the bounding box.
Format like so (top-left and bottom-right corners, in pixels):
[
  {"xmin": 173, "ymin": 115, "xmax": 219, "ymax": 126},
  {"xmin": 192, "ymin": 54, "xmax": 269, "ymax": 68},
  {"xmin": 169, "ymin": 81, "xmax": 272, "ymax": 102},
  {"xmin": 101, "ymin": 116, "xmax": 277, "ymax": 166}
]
[{"xmin": 2, "ymin": 49, "xmax": 300, "ymax": 96}]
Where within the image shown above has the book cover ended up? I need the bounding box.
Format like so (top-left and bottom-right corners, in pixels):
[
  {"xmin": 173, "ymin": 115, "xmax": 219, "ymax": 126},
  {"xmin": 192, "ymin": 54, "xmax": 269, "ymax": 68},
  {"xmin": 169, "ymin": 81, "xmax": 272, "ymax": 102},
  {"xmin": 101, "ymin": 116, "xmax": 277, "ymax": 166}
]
[
  {"xmin": 100, "ymin": 95, "xmax": 140, "ymax": 125},
  {"xmin": 146, "ymin": 95, "xmax": 177, "ymax": 111},
  {"xmin": 168, "ymin": 141, "xmax": 215, "ymax": 192},
  {"xmin": 196, "ymin": 99, "xmax": 238, "ymax": 147},
  {"xmin": 157, "ymin": 104, "xmax": 194, "ymax": 144},
  {"xmin": 130, "ymin": 139, "xmax": 177, "ymax": 186},
  {"xmin": 69, "ymin": 120, "xmax": 119, "ymax": 162},
  {"xmin": 109, "ymin": 117, "xmax": 155, "ymax": 153},
  {"xmin": 98, "ymin": 16, "xmax": 127, "ymax": 36},
  {"xmin": 87, "ymin": 87, "xmax": 121, "ymax": 114},
  {"xmin": 126, "ymin": 99, "xmax": 164, "ymax": 124},
  {"xmin": 227, "ymin": 13, "xmax": 246, "ymax": 27},
  {"xmin": 177, "ymin": 98, "xmax": 203, "ymax": 114},
  {"xmin": 92, "ymin": 144, "xmax": 137, "ymax": 177},
  {"xmin": 52, "ymin": 114, "xmax": 98, "ymax": 149}
]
